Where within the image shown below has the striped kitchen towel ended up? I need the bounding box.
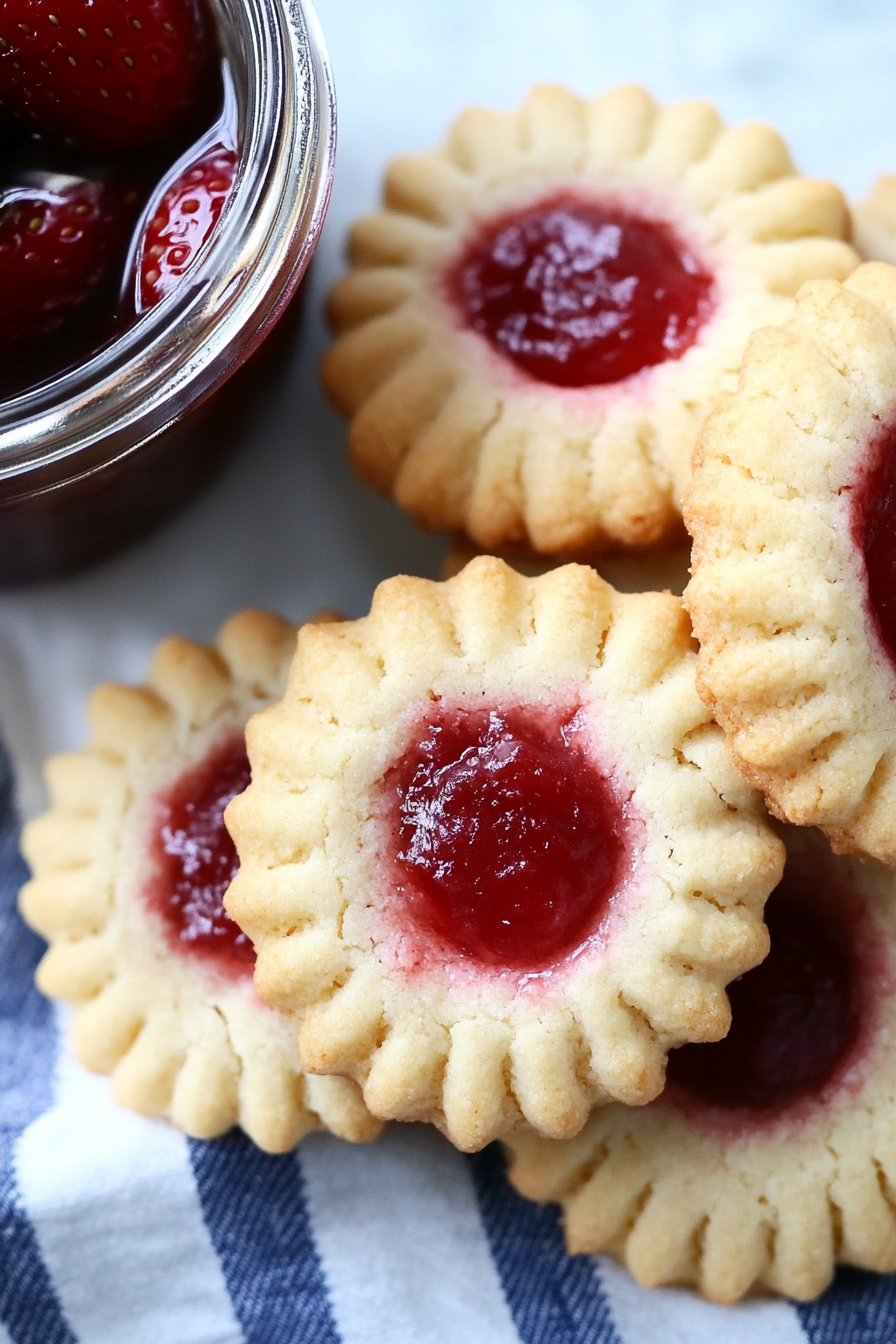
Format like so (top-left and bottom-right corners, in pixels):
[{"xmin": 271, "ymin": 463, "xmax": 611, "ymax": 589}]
[{"xmin": 1, "ymin": 740, "xmax": 894, "ymax": 1344}]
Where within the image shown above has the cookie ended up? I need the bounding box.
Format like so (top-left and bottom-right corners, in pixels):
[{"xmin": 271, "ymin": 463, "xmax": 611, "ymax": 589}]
[
  {"xmin": 225, "ymin": 557, "xmax": 782, "ymax": 1152},
  {"xmin": 685, "ymin": 261, "xmax": 896, "ymax": 863},
  {"xmin": 322, "ymin": 83, "xmax": 857, "ymax": 558},
  {"xmin": 505, "ymin": 829, "xmax": 896, "ymax": 1304},
  {"xmin": 852, "ymin": 176, "xmax": 896, "ymax": 266},
  {"xmin": 19, "ymin": 610, "xmax": 380, "ymax": 1152}
]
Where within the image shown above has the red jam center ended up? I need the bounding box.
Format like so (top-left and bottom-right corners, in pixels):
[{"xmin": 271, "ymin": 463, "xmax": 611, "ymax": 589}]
[
  {"xmin": 388, "ymin": 705, "xmax": 624, "ymax": 971},
  {"xmin": 146, "ymin": 735, "xmax": 253, "ymax": 975},
  {"xmin": 855, "ymin": 422, "xmax": 896, "ymax": 669},
  {"xmin": 665, "ymin": 880, "xmax": 860, "ymax": 1117},
  {"xmin": 448, "ymin": 194, "xmax": 715, "ymax": 388}
]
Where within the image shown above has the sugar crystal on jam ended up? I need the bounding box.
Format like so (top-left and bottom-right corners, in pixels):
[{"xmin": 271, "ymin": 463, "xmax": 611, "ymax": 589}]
[
  {"xmin": 448, "ymin": 193, "xmax": 715, "ymax": 388},
  {"xmin": 145, "ymin": 735, "xmax": 254, "ymax": 975},
  {"xmin": 389, "ymin": 704, "xmax": 625, "ymax": 970}
]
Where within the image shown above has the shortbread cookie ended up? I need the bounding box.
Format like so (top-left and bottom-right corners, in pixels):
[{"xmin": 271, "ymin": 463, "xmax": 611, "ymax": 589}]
[
  {"xmin": 19, "ymin": 610, "xmax": 380, "ymax": 1152},
  {"xmin": 323, "ymin": 83, "xmax": 858, "ymax": 558},
  {"xmin": 442, "ymin": 533, "xmax": 692, "ymax": 594},
  {"xmin": 685, "ymin": 261, "xmax": 896, "ymax": 863},
  {"xmin": 852, "ymin": 176, "xmax": 896, "ymax": 266},
  {"xmin": 225, "ymin": 557, "xmax": 782, "ymax": 1152},
  {"xmin": 505, "ymin": 829, "xmax": 896, "ymax": 1303}
]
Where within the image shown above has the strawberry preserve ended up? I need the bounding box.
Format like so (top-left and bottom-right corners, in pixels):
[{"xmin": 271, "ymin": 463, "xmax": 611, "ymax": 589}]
[
  {"xmin": 0, "ymin": 0, "xmax": 231, "ymax": 397},
  {"xmin": 0, "ymin": 0, "xmax": 335, "ymax": 584},
  {"xmin": 448, "ymin": 193, "xmax": 716, "ymax": 389},
  {"xmin": 664, "ymin": 851, "xmax": 881, "ymax": 1132},
  {"xmin": 386, "ymin": 703, "xmax": 627, "ymax": 972},
  {"xmin": 146, "ymin": 735, "xmax": 254, "ymax": 975}
]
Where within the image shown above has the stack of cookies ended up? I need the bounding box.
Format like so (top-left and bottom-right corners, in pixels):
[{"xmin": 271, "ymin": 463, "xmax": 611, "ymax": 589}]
[{"xmin": 21, "ymin": 85, "xmax": 896, "ymax": 1306}]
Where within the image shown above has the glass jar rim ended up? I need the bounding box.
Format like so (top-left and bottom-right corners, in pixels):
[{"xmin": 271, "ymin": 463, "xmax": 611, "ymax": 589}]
[{"xmin": 0, "ymin": 0, "xmax": 335, "ymax": 490}]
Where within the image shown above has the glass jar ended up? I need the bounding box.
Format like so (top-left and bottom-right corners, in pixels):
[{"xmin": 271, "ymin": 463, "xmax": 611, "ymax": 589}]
[{"xmin": 0, "ymin": 0, "xmax": 335, "ymax": 586}]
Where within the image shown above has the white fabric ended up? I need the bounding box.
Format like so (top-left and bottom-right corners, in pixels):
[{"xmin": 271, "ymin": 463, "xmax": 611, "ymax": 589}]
[
  {"xmin": 597, "ymin": 1256, "xmax": 809, "ymax": 1344},
  {"xmin": 301, "ymin": 1126, "xmax": 520, "ymax": 1344},
  {"xmin": 2, "ymin": 1, "xmax": 895, "ymax": 1338}
]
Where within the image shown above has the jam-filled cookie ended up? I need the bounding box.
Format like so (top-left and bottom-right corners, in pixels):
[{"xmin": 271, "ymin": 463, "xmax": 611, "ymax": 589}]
[
  {"xmin": 323, "ymin": 84, "xmax": 857, "ymax": 558},
  {"xmin": 685, "ymin": 261, "xmax": 896, "ymax": 863},
  {"xmin": 19, "ymin": 610, "xmax": 380, "ymax": 1153},
  {"xmin": 505, "ymin": 830, "xmax": 896, "ymax": 1303},
  {"xmin": 852, "ymin": 176, "xmax": 896, "ymax": 266},
  {"xmin": 225, "ymin": 558, "xmax": 782, "ymax": 1153}
]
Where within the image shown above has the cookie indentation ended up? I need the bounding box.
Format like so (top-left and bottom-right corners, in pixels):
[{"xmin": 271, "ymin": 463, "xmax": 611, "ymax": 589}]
[
  {"xmin": 448, "ymin": 194, "xmax": 715, "ymax": 388},
  {"xmin": 147, "ymin": 735, "xmax": 253, "ymax": 974},
  {"xmin": 388, "ymin": 703, "xmax": 625, "ymax": 969},
  {"xmin": 666, "ymin": 883, "xmax": 860, "ymax": 1118}
]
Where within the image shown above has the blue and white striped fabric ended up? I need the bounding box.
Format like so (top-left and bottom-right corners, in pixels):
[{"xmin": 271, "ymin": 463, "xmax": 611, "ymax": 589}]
[{"xmin": 2, "ymin": 740, "xmax": 895, "ymax": 1344}]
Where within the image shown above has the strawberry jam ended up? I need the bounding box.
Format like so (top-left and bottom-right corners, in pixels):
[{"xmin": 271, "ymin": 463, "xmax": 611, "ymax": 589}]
[
  {"xmin": 136, "ymin": 140, "xmax": 238, "ymax": 310},
  {"xmin": 855, "ymin": 422, "xmax": 896, "ymax": 669},
  {"xmin": 448, "ymin": 193, "xmax": 715, "ymax": 388},
  {"xmin": 146, "ymin": 735, "xmax": 254, "ymax": 975},
  {"xmin": 387, "ymin": 704, "xmax": 625, "ymax": 971},
  {"xmin": 0, "ymin": 0, "xmax": 230, "ymax": 398},
  {"xmin": 665, "ymin": 873, "xmax": 862, "ymax": 1120}
]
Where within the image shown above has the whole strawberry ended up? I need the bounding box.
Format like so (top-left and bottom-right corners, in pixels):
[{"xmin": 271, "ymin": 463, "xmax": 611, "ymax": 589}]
[
  {"xmin": 0, "ymin": 0, "xmax": 215, "ymax": 154},
  {"xmin": 0, "ymin": 176, "xmax": 134, "ymax": 352},
  {"xmin": 134, "ymin": 137, "xmax": 236, "ymax": 310}
]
